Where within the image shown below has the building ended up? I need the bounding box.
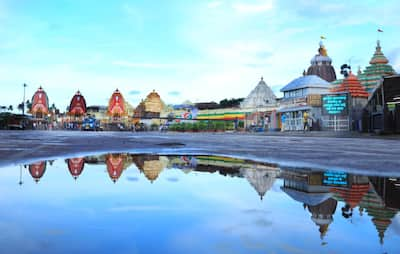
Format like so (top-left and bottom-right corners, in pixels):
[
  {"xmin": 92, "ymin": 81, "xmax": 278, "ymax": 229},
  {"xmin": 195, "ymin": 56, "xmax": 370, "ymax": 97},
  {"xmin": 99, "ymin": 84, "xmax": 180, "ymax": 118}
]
[
  {"xmin": 30, "ymin": 86, "xmax": 49, "ymax": 120},
  {"xmin": 86, "ymin": 105, "xmax": 108, "ymax": 121},
  {"xmin": 358, "ymin": 40, "xmax": 396, "ymax": 93},
  {"xmin": 134, "ymin": 90, "xmax": 165, "ymax": 128},
  {"xmin": 279, "ymin": 75, "xmax": 332, "ymax": 131},
  {"xmin": 331, "ymin": 71, "xmax": 369, "ymax": 131},
  {"xmin": 362, "ymin": 75, "xmax": 400, "ymax": 133},
  {"xmin": 66, "ymin": 158, "xmax": 85, "ymax": 180},
  {"xmin": 68, "ymin": 91, "xmax": 87, "ymax": 118},
  {"xmin": 28, "ymin": 161, "xmax": 47, "ymax": 183},
  {"xmin": 358, "ymin": 184, "xmax": 399, "ymax": 244},
  {"xmin": 241, "ymin": 167, "xmax": 278, "ymax": 200},
  {"xmin": 106, "ymin": 154, "xmax": 130, "ymax": 183},
  {"xmin": 306, "ymin": 41, "xmax": 337, "ymax": 82},
  {"xmin": 108, "ymin": 89, "xmax": 126, "ymax": 119},
  {"xmin": 281, "ymin": 169, "xmax": 337, "ymax": 239},
  {"xmin": 240, "ymin": 77, "xmax": 278, "ymax": 129},
  {"xmin": 132, "ymin": 155, "xmax": 167, "ymax": 183},
  {"xmin": 305, "ymin": 198, "xmax": 337, "ymax": 240}
]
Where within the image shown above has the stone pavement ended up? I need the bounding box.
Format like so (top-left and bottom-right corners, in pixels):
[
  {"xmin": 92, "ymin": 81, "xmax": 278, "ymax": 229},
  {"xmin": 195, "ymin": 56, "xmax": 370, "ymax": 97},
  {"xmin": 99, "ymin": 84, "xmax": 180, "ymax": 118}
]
[{"xmin": 0, "ymin": 130, "xmax": 399, "ymax": 176}]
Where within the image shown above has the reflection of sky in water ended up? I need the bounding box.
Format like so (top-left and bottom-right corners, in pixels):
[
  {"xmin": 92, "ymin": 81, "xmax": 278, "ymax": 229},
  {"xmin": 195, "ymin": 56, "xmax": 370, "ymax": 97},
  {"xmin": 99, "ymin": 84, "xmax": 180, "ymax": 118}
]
[{"xmin": 0, "ymin": 157, "xmax": 399, "ymax": 254}]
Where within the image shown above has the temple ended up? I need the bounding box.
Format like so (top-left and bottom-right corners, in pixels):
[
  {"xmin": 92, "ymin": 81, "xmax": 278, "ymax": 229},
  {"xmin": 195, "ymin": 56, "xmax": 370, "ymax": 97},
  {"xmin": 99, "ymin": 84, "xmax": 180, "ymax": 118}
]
[
  {"xmin": 134, "ymin": 90, "xmax": 165, "ymax": 128},
  {"xmin": 68, "ymin": 91, "xmax": 87, "ymax": 117},
  {"xmin": 306, "ymin": 41, "xmax": 337, "ymax": 82},
  {"xmin": 358, "ymin": 40, "xmax": 396, "ymax": 93},
  {"xmin": 132, "ymin": 155, "xmax": 167, "ymax": 182},
  {"xmin": 240, "ymin": 77, "xmax": 277, "ymax": 109},
  {"xmin": 239, "ymin": 77, "xmax": 278, "ymax": 130},
  {"xmin": 66, "ymin": 158, "xmax": 85, "ymax": 180},
  {"xmin": 331, "ymin": 72, "xmax": 369, "ymax": 98},
  {"xmin": 28, "ymin": 161, "xmax": 47, "ymax": 183},
  {"xmin": 30, "ymin": 86, "xmax": 49, "ymax": 119},
  {"xmin": 108, "ymin": 89, "xmax": 126, "ymax": 118},
  {"xmin": 241, "ymin": 166, "xmax": 278, "ymax": 200},
  {"xmin": 106, "ymin": 154, "xmax": 127, "ymax": 182},
  {"xmin": 305, "ymin": 198, "xmax": 337, "ymax": 240},
  {"xmin": 332, "ymin": 71, "xmax": 369, "ymax": 131}
]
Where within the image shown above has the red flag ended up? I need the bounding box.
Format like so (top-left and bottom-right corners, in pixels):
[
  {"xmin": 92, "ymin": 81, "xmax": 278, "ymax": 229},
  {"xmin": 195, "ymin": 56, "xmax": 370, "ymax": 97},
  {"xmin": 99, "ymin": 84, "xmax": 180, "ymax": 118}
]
[{"xmin": 377, "ymin": 29, "xmax": 383, "ymax": 32}]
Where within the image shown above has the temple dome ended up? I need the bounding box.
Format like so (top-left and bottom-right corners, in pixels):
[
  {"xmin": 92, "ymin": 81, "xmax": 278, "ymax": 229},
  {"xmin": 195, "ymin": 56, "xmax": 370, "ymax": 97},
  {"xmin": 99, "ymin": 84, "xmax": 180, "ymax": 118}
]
[
  {"xmin": 28, "ymin": 161, "xmax": 47, "ymax": 183},
  {"xmin": 331, "ymin": 72, "xmax": 369, "ymax": 98},
  {"xmin": 141, "ymin": 156, "xmax": 168, "ymax": 182},
  {"xmin": 370, "ymin": 40, "xmax": 389, "ymax": 64},
  {"xmin": 240, "ymin": 77, "xmax": 277, "ymax": 109},
  {"xmin": 241, "ymin": 167, "xmax": 278, "ymax": 200},
  {"xmin": 106, "ymin": 154, "xmax": 126, "ymax": 182},
  {"xmin": 307, "ymin": 198, "xmax": 338, "ymax": 239},
  {"xmin": 108, "ymin": 89, "xmax": 126, "ymax": 116},
  {"xmin": 30, "ymin": 86, "xmax": 49, "ymax": 117},
  {"xmin": 67, "ymin": 158, "xmax": 85, "ymax": 180},
  {"xmin": 68, "ymin": 91, "xmax": 87, "ymax": 116},
  {"xmin": 144, "ymin": 90, "xmax": 164, "ymax": 113},
  {"xmin": 306, "ymin": 41, "xmax": 337, "ymax": 82},
  {"xmin": 358, "ymin": 40, "xmax": 396, "ymax": 93}
]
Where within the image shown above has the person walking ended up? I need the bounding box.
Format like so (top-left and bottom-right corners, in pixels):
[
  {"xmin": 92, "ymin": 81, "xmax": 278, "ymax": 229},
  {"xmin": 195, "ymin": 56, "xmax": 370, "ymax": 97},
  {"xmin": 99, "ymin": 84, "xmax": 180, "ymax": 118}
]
[
  {"xmin": 303, "ymin": 111, "xmax": 309, "ymax": 132},
  {"xmin": 281, "ymin": 114, "xmax": 286, "ymax": 132}
]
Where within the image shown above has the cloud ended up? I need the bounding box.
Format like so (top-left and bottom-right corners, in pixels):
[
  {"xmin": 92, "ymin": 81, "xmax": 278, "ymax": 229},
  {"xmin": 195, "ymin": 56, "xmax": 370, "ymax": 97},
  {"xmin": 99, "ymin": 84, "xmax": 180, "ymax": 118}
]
[
  {"xmin": 168, "ymin": 91, "xmax": 180, "ymax": 96},
  {"xmin": 166, "ymin": 177, "xmax": 179, "ymax": 182},
  {"xmin": 232, "ymin": 0, "xmax": 274, "ymax": 14},
  {"xmin": 126, "ymin": 176, "xmax": 139, "ymax": 181},
  {"xmin": 129, "ymin": 90, "xmax": 141, "ymax": 95},
  {"xmin": 207, "ymin": 1, "xmax": 223, "ymax": 9}
]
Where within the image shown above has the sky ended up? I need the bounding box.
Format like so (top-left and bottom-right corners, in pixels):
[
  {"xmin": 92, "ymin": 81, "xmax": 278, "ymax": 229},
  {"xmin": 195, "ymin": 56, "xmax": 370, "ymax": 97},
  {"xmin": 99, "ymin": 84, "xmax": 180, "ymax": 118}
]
[{"xmin": 0, "ymin": 0, "xmax": 400, "ymax": 111}]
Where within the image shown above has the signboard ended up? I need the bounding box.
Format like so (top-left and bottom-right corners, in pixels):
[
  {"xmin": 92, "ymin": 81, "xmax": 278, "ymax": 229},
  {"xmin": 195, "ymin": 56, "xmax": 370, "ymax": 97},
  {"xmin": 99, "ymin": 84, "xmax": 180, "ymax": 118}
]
[
  {"xmin": 322, "ymin": 93, "xmax": 348, "ymax": 115},
  {"xmin": 307, "ymin": 94, "xmax": 322, "ymax": 107},
  {"xmin": 322, "ymin": 171, "xmax": 348, "ymax": 187}
]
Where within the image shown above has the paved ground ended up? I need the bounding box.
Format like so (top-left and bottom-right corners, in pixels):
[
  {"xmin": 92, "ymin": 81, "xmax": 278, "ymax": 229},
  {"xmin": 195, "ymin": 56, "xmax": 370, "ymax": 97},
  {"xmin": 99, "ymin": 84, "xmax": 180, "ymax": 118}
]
[{"xmin": 1, "ymin": 130, "xmax": 399, "ymax": 176}]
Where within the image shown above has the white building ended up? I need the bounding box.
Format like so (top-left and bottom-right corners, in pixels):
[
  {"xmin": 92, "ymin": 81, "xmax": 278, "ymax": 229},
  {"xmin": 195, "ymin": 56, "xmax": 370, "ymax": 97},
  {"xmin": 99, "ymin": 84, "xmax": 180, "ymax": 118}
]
[{"xmin": 278, "ymin": 75, "xmax": 332, "ymax": 131}]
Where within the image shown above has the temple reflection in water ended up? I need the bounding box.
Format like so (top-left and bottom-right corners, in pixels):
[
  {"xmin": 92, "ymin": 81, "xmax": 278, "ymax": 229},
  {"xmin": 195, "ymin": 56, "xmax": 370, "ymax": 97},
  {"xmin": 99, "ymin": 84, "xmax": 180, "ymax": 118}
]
[{"xmin": 22, "ymin": 153, "xmax": 400, "ymax": 245}]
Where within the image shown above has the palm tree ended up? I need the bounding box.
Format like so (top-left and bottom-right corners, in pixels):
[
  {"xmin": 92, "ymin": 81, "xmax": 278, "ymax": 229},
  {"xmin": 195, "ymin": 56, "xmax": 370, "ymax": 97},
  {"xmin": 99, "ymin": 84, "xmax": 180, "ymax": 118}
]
[
  {"xmin": 18, "ymin": 103, "xmax": 24, "ymax": 112},
  {"xmin": 26, "ymin": 100, "xmax": 32, "ymax": 112}
]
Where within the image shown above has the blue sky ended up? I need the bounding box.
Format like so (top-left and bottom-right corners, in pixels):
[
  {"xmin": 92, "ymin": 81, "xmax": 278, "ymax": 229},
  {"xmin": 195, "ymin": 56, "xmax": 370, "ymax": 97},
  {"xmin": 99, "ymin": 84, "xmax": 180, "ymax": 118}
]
[{"xmin": 0, "ymin": 0, "xmax": 399, "ymax": 111}]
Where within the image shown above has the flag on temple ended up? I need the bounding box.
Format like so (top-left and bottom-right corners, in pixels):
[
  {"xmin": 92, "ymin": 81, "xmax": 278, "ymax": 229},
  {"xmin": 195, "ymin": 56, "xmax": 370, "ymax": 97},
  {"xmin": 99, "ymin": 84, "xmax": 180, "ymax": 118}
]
[
  {"xmin": 377, "ymin": 29, "xmax": 383, "ymax": 32},
  {"xmin": 320, "ymin": 36, "xmax": 326, "ymax": 39}
]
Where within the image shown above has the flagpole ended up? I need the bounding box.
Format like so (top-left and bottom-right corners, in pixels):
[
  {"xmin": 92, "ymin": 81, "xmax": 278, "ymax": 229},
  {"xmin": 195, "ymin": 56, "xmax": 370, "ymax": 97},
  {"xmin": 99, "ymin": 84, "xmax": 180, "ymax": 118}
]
[{"xmin": 377, "ymin": 28, "xmax": 383, "ymax": 41}]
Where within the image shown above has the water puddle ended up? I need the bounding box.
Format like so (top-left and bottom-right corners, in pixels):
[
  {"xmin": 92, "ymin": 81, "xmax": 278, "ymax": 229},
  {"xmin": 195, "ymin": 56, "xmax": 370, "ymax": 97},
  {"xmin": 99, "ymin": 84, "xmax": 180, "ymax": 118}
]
[{"xmin": 1, "ymin": 153, "xmax": 399, "ymax": 253}]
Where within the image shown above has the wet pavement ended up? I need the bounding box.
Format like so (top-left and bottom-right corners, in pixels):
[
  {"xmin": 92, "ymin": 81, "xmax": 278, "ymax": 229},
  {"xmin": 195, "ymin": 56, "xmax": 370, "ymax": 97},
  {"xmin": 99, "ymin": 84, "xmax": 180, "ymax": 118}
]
[
  {"xmin": 1, "ymin": 153, "xmax": 399, "ymax": 254},
  {"xmin": 0, "ymin": 130, "xmax": 400, "ymax": 176}
]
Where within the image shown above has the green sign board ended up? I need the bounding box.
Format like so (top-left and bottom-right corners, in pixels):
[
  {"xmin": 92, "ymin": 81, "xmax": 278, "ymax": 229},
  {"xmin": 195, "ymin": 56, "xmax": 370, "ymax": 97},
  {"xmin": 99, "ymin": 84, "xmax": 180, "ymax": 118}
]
[
  {"xmin": 323, "ymin": 171, "xmax": 348, "ymax": 187},
  {"xmin": 322, "ymin": 94, "xmax": 348, "ymax": 115}
]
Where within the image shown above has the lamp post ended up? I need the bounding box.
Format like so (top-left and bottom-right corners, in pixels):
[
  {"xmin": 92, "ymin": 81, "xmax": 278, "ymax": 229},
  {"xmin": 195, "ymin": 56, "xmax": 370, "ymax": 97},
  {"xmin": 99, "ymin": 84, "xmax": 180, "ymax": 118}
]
[
  {"xmin": 18, "ymin": 165, "xmax": 23, "ymax": 186},
  {"xmin": 22, "ymin": 83, "xmax": 27, "ymax": 115}
]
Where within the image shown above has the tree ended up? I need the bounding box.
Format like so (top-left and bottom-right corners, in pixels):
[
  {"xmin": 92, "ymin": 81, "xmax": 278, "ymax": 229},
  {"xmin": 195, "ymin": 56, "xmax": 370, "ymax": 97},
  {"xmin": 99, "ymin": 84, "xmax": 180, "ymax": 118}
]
[
  {"xmin": 219, "ymin": 98, "xmax": 244, "ymax": 108},
  {"xmin": 18, "ymin": 103, "xmax": 24, "ymax": 112},
  {"xmin": 8, "ymin": 105, "xmax": 13, "ymax": 111},
  {"xmin": 26, "ymin": 100, "xmax": 32, "ymax": 111}
]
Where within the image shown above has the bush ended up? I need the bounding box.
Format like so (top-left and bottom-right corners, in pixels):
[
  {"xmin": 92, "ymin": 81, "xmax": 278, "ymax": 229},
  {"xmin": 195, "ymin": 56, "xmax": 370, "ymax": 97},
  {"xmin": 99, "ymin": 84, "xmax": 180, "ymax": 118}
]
[
  {"xmin": 199, "ymin": 121, "xmax": 207, "ymax": 131},
  {"xmin": 192, "ymin": 122, "xmax": 199, "ymax": 132},
  {"xmin": 216, "ymin": 121, "xmax": 225, "ymax": 131},
  {"xmin": 150, "ymin": 123, "xmax": 159, "ymax": 131}
]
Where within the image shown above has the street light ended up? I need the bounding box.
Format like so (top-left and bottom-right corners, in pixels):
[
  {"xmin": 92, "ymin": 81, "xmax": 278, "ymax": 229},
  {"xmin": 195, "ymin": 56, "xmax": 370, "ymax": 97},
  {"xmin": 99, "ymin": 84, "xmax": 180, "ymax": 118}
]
[
  {"xmin": 22, "ymin": 83, "xmax": 27, "ymax": 115},
  {"xmin": 18, "ymin": 165, "xmax": 23, "ymax": 186}
]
